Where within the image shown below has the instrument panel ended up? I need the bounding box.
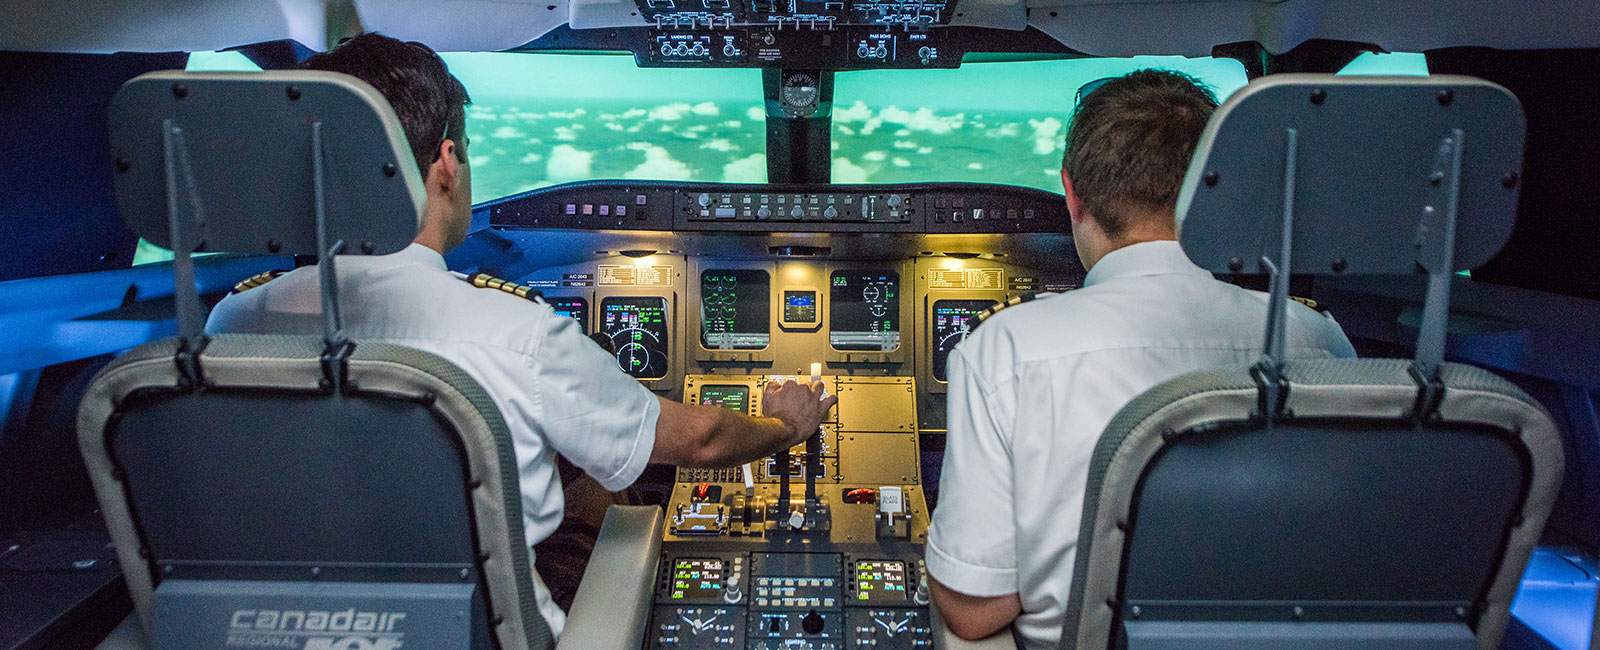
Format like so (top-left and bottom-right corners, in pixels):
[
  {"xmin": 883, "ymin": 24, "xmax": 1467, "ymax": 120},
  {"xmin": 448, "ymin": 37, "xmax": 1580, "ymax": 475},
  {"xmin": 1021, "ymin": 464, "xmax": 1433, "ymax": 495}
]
[{"xmin": 653, "ymin": 374, "xmax": 931, "ymax": 649}]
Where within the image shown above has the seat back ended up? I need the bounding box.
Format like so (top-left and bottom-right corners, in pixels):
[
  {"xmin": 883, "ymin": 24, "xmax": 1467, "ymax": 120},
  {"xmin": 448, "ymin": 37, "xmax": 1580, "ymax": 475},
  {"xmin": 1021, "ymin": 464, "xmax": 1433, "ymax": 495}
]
[
  {"xmin": 1060, "ymin": 75, "xmax": 1564, "ymax": 650},
  {"xmin": 78, "ymin": 71, "xmax": 551, "ymax": 650}
]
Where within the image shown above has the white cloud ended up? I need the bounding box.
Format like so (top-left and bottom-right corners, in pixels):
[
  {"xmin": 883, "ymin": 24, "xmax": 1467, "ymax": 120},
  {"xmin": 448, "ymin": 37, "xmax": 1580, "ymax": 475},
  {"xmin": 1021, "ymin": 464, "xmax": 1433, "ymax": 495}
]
[
  {"xmin": 967, "ymin": 162, "xmax": 984, "ymax": 170},
  {"xmin": 723, "ymin": 154, "xmax": 766, "ymax": 182},
  {"xmin": 1029, "ymin": 117, "xmax": 1064, "ymax": 155},
  {"xmin": 837, "ymin": 125, "xmax": 856, "ymax": 136},
  {"xmin": 833, "ymin": 100, "xmax": 873, "ymax": 123},
  {"xmin": 547, "ymin": 145, "xmax": 593, "ymax": 183},
  {"xmin": 721, "ymin": 120, "xmax": 744, "ymax": 128},
  {"xmin": 859, "ymin": 117, "xmax": 884, "ymax": 136},
  {"xmin": 917, "ymin": 147, "xmax": 933, "ymax": 155},
  {"xmin": 605, "ymin": 122, "xmax": 625, "ymax": 131},
  {"xmin": 986, "ymin": 123, "xmax": 1021, "ymax": 138},
  {"xmin": 626, "ymin": 125, "xmax": 642, "ymax": 133},
  {"xmin": 622, "ymin": 108, "xmax": 647, "ymax": 119},
  {"xmin": 863, "ymin": 151, "xmax": 887, "ymax": 162},
  {"xmin": 702, "ymin": 138, "xmax": 736, "ymax": 152},
  {"xmin": 650, "ymin": 103, "xmax": 693, "ymax": 121},
  {"xmin": 895, "ymin": 129, "xmax": 912, "ymax": 137},
  {"xmin": 878, "ymin": 106, "xmax": 965, "ymax": 134},
  {"xmin": 691, "ymin": 102, "xmax": 720, "ymax": 116},
  {"xmin": 892, "ymin": 157, "xmax": 911, "ymax": 168},
  {"xmin": 624, "ymin": 142, "xmax": 692, "ymax": 180},
  {"xmin": 470, "ymin": 155, "xmax": 491, "ymax": 167},
  {"xmin": 831, "ymin": 141, "xmax": 840, "ymax": 151},
  {"xmin": 547, "ymin": 108, "xmax": 588, "ymax": 119},
  {"xmin": 490, "ymin": 126, "xmax": 525, "ymax": 139},
  {"xmin": 832, "ymin": 157, "xmax": 870, "ymax": 183},
  {"xmin": 553, "ymin": 126, "xmax": 579, "ymax": 141},
  {"xmin": 519, "ymin": 152, "xmax": 544, "ymax": 164},
  {"xmin": 746, "ymin": 106, "xmax": 765, "ymax": 122},
  {"xmin": 1043, "ymin": 168, "xmax": 1061, "ymax": 176},
  {"xmin": 892, "ymin": 140, "xmax": 918, "ymax": 149}
]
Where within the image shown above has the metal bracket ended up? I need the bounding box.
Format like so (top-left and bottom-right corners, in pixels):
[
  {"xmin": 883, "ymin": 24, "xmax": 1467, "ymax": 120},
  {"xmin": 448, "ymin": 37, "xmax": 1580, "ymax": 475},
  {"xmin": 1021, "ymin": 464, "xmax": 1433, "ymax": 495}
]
[
  {"xmin": 161, "ymin": 118, "xmax": 210, "ymax": 387},
  {"xmin": 1409, "ymin": 129, "xmax": 1465, "ymax": 421},
  {"xmin": 1252, "ymin": 128, "xmax": 1300, "ymax": 424}
]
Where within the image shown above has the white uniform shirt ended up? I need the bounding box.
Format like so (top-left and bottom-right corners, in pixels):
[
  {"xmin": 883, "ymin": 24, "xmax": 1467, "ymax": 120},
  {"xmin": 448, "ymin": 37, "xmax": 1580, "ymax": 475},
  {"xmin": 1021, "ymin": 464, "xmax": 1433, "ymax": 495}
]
[
  {"xmin": 927, "ymin": 240, "xmax": 1354, "ymax": 649},
  {"xmin": 206, "ymin": 243, "xmax": 661, "ymax": 637}
]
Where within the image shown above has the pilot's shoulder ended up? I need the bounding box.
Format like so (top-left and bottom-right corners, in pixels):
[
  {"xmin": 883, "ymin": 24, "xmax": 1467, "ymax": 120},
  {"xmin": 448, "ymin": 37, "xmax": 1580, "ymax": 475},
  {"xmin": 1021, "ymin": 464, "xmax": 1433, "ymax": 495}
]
[{"xmin": 443, "ymin": 271, "xmax": 560, "ymax": 320}]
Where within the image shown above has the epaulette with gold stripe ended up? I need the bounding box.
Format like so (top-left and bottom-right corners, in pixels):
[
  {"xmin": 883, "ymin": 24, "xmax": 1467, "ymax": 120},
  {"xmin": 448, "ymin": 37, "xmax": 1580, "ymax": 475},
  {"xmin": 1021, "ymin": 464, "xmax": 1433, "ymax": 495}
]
[
  {"xmin": 466, "ymin": 272, "xmax": 543, "ymax": 302},
  {"xmin": 1290, "ymin": 296, "xmax": 1330, "ymax": 314},
  {"xmin": 231, "ymin": 270, "xmax": 287, "ymax": 294}
]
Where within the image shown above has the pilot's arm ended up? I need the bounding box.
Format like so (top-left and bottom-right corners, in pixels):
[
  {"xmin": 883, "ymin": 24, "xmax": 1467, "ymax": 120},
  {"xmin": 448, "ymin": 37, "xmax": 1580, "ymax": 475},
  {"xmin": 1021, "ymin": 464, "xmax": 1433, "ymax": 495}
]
[
  {"xmin": 927, "ymin": 344, "xmax": 1024, "ymax": 640},
  {"xmin": 651, "ymin": 380, "xmax": 836, "ymax": 468}
]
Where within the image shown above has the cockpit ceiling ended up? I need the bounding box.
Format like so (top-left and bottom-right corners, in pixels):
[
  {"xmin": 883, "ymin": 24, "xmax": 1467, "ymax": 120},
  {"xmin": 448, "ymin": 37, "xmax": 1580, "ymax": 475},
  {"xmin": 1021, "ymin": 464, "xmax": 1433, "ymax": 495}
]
[{"xmin": 3, "ymin": 0, "xmax": 1598, "ymax": 57}]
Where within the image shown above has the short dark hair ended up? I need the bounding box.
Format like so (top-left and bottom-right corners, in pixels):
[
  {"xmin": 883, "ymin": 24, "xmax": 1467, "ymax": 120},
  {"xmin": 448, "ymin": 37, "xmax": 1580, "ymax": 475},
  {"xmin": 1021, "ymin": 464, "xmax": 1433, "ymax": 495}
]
[
  {"xmin": 302, "ymin": 33, "xmax": 471, "ymax": 175},
  {"xmin": 1062, "ymin": 69, "xmax": 1217, "ymax": 238}
]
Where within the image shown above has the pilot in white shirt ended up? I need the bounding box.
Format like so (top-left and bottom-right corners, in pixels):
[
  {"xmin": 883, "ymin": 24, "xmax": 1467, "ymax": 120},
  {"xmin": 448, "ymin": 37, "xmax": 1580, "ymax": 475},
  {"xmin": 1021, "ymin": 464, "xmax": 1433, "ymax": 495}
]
[
  {"xmin": 207, "ymin": 33, "xmax": 836, "ymax": 638},
  {"xmin": 926, "ymin": 70, "xmax": 1356, "ymax": 649}
]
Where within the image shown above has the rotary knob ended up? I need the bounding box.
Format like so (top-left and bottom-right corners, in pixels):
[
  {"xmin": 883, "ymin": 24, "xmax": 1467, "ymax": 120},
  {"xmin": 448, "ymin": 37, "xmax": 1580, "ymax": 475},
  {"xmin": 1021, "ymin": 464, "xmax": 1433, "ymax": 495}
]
[
  {"xmin": 823, "ymin": 206, "xmax": 838, "ymax": 219},
  {"xmin": 757, "ymin": 206, "xmax": 771, "ymax": 218},
  {"xmin": 886, "ymin": 194, "xmax": 903, "ymax": 208},
  {"xmin": 697, "ymin": 193, "xmax": 711, "ymax": 207},
  {"xmin": 800, "ymin": 610, "xmax": 824, "ymax": 635},
  {"xmin": 790, "ymin": 205, "xmax": 805, "ymax": 218}
]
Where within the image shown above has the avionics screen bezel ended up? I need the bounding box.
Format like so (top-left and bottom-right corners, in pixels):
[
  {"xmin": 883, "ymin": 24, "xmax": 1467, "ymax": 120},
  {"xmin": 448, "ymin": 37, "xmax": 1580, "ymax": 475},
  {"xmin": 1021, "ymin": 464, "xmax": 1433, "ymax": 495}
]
[
  {"xmin": 699, "ymin": 269, "xmax": 772, "ymax": 351},
  {"xmin": 930, "ymin": 298, "xmax": 996, "ymax": 382},
  {"xmin": 828, "ymin": 269, "xmax": 902, "ymax": 352},
  {"xmin": 698, "ymin": 384, "xmax": 752, "ymax": 414},
  {"xmin": 600, "ymin": 295, "xmax": 671, "ymax": 380},
  {"xmin": 544, "ymin": 296, "xmax": 590, "ymax": 334}
]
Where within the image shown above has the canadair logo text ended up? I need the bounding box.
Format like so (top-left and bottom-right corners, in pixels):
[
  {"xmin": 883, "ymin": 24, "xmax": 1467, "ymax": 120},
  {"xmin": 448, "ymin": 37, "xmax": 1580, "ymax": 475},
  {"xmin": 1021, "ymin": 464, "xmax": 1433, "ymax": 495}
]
[{"xmin": 225, "ymin": 609, "xmax": 407, "ymax": 650}]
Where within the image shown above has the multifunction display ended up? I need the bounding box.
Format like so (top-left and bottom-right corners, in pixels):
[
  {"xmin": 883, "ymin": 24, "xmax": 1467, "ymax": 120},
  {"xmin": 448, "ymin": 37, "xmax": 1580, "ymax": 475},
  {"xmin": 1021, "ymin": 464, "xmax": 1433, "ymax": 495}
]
[
  {"xmin": 854, "ymin": 560, "xmax": 909, "ymax": 602},
  {"xmin": 701, "ymin": 270, "xmax": 771, "ymax": 350},
  {"xmin": 829, "ymin": 271, "xmax": 900, "ymax": 351},
  {"xmin": 602, "ymin": 296, "xmax": 670, "ymax": 379},
  {"xmin": 700, "ymin": 385, "xmax": 752, "ymax": 414},
  {"xmin": 544, "ymin": 296, "xmax": 589, "ymax": 334},
  {"xmin": 669, "ymin": 558, "xmax": 730, "ymax": 601},
  {"xmin": 930, "ymin": 299, "xmax": 996, "ymax": 382}
]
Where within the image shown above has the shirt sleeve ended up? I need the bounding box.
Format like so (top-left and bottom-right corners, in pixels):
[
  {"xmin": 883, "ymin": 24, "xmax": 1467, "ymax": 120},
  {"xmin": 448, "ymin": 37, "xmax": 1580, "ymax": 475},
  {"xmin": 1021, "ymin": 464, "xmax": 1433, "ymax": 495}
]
[
  {"xmin": 527, "ymin": 315, "xmax": 660, "ymax": 491},
  {"xmin": 926, "ymin": 343, "xmax": 1020, "ymax": 597}
]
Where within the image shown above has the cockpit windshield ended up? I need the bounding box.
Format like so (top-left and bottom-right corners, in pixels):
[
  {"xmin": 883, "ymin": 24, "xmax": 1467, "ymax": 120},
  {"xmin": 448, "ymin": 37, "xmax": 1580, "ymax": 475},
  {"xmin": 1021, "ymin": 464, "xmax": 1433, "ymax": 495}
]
[
  {"xmin": 830, "ymin": 55, "xmax": 1249, "ymax": 190},
  {"xmin": 443, "ymin": 53, "xmax": 765, "ymax": 201}
]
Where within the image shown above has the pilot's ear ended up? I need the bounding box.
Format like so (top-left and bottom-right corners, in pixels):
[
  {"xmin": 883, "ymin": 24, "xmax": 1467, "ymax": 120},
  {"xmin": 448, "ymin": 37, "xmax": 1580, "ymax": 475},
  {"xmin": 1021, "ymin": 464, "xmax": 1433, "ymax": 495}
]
[
  {"xmin": 430, "ymin": 139, "xmax": 462, "ymax": 194},
  {"xmin": 1060, "ymin": 168, "xmax": 1085, "ymax": 224}
]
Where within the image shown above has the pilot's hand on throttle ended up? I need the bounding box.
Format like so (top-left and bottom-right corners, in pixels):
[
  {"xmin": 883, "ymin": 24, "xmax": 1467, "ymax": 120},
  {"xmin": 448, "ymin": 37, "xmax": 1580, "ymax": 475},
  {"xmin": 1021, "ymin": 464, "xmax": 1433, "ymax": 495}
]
[{"xmin": 762, "ymin": 379, "xmax": 837, "ymax": 445}]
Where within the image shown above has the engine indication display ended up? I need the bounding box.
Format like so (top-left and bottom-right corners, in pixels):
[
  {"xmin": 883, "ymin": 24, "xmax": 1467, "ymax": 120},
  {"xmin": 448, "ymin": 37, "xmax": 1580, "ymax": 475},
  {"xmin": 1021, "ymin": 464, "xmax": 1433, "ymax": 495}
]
[
  {"xmin": 931, "ymin": 299, "xmax": 997, "ymax": 382},
  {"xmin": 700, "ymin": 385, "xmax": 752, "ymax": 414},
  {"xmin": 544, "ymin": 296, "xmax": 589, "ymax": 334},
  {"xmin": 701, "ymin": 270, "xmax": 771, "ymax": 350},
  {"xmin": 829, "ymin": 271, "xmax": 900, "ymax": 351},
  {"xmin": 602, "ymin": 296, "xmax": 670, "ymax": 379}
]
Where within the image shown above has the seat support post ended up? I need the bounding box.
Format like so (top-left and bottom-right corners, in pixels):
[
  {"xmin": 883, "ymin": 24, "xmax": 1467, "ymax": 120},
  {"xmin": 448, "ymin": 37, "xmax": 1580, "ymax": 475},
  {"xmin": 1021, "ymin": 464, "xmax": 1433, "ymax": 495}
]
[
  {"xmin": 1410, "ymin": 129, "xmax": 1465, "ymax": 418},
  {"xmin": 1251, "ymin": 127, "xmax": 1298, "ymax": 423},
  {"xmin": 161, "ymin": 118, "xmax": 209, "ymax": 386},
  {"xmin": 311, "ymin": 121, "xmax": 354, "ymax": 391}
]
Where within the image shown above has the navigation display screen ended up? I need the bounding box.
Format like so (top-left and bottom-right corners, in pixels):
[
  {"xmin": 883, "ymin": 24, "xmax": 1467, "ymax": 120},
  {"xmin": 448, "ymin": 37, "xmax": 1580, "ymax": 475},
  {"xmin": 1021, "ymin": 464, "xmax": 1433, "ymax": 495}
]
[
  {"xmin": 699, "ymin": 385, "xmax": 751, "ymax": 414},
  {"xmin": 829, "ymin": 270, "xmax": 900, "ymax": 351},
  {"xmin": 701, "ymin": 270, "xmax": 770, "ymax": 350},
  {"xmin": 601, "ymin": 296, "xmax": 670, "ymax": 379},
  {"xmin": 544, "ymin": 296, "xmax": 589, "ymax": 334},
  {"xmin": 854, "ymin": 560, "xmax": 909, "ymax": 602},
  {"xmin": 931, "ymin": 299, "xmax": 996, "ymax": 382}
]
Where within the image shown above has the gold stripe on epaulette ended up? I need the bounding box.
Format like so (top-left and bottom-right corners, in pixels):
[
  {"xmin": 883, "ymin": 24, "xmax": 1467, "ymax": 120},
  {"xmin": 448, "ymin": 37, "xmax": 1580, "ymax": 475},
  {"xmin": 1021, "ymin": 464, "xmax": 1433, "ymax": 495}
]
[
  {"xmin": 1290, "ymin": 296, "xmax": 1328, "ymax": 313},
  {"xmin": 230, "ymin": 270, "xmax": 287, "ymax": 294},
  {"xmin": 467, "ymin": 272, "xmax": 542, "ymax": 301}
]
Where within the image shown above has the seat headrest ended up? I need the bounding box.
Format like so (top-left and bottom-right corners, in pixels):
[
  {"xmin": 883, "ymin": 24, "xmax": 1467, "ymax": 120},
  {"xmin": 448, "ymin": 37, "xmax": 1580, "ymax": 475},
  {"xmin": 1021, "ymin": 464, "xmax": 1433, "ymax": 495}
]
[
  {"xmin": 1177, "ymin": 73, "xmax": 1525, "ymax": 276},
  {"xmin": 109, "ymin": 70, "xmax": 426, "ymax": 256}
]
